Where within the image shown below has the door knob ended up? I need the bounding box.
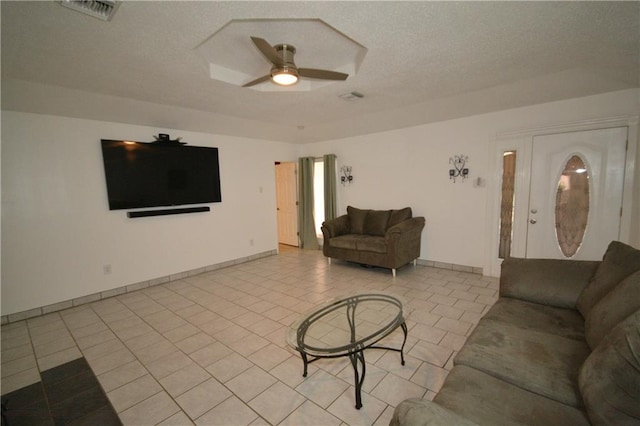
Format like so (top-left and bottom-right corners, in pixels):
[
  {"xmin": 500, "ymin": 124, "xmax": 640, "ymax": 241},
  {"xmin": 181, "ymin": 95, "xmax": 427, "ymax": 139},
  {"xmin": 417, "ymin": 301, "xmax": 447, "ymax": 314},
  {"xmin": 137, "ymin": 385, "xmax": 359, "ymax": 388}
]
[{"xmin": 530, "ymin": 219, "xmax": 537, "ymax": 224}]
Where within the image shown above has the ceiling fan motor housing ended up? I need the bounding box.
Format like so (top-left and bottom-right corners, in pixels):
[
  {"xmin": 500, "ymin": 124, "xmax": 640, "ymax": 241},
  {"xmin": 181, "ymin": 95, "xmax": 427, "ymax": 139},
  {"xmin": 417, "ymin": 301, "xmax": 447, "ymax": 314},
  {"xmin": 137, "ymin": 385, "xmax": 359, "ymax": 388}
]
[
  {"xmin": 274, "ymin": 44, "xmax": 297, "ymax": 66},
  {"xmin": 271, "ymin": 44, "xmax": 299, "ymax": 84}
]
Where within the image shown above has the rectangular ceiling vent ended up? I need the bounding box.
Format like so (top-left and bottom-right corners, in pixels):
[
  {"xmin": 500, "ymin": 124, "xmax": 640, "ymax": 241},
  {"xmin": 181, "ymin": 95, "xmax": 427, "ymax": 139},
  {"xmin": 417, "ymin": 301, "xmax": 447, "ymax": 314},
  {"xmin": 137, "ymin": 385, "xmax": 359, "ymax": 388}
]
[{"xmin": 59, "ymin": 0, "xmax": 119, "ymax": 21}]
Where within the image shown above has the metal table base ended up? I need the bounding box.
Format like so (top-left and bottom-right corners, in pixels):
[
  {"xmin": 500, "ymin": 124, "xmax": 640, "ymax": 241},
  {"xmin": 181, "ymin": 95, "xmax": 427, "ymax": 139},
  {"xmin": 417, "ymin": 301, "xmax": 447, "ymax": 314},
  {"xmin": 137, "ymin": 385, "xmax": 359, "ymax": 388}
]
[{"xmin": 298, "ymin": 321, "xmax": 408, "ymax": 409}]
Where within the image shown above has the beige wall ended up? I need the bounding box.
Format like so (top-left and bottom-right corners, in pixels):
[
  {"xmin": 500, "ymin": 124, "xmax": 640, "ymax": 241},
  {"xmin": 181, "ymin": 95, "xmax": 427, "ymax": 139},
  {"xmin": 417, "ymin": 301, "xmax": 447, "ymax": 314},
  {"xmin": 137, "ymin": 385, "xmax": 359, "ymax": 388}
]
[
  {"xmin": 2, "ymin": 89, "xmax": 638, "ymax": 316},
  {"xmin": 1, "ymin": 112, "xmax": 297, "ymax": 315},
  {"xmin": 302, "ymin": 89, "xmax": 640, "ymax": 272}
]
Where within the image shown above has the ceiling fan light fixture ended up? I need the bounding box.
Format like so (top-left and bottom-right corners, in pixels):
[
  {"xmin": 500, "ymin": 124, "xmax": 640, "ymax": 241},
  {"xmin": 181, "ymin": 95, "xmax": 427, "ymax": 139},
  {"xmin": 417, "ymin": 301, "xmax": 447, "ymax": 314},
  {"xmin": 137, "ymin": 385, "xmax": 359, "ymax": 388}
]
[
  {"xmin": 243, "ymin": 37, "xmax": 349, "ymax": 88},
  {"xmin": 271, "ymin": 67, "xmax": 299, "ymax": 86}
]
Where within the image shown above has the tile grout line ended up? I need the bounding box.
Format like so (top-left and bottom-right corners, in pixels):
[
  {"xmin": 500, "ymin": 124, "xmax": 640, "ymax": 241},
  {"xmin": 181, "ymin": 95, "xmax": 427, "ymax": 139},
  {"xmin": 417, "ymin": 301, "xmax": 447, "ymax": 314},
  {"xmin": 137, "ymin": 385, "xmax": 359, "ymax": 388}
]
[
  {"xmin": 83, "ymin": 276, "xmax": 283, "ymax": 424},
  {"xmin": 3, "ymin": 251, "xmax": 498, "ymax": 426}
]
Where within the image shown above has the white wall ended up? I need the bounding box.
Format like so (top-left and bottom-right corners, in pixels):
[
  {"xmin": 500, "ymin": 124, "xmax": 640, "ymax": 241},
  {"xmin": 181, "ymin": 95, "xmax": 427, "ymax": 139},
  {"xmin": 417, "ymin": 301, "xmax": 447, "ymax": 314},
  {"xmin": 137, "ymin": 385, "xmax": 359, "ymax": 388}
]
[
  {"xmin": 302, "ymin": 89, "xmax": 640, "ymax": 271},
  {"xmin": 1, "ymin": 111, "xmax": 297, "ymax": 315},
  {"xmin": 2, "ymin": 89, "xmax": 639, "ymax": 316}
]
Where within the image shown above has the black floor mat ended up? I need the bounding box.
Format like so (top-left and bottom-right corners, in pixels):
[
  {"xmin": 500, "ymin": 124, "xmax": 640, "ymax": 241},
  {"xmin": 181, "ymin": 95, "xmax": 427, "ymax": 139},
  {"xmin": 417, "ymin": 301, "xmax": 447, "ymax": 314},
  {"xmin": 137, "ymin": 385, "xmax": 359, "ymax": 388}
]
[{"xmin": 1, "ymin": 357, "xmax": 120, "ymax": 426}]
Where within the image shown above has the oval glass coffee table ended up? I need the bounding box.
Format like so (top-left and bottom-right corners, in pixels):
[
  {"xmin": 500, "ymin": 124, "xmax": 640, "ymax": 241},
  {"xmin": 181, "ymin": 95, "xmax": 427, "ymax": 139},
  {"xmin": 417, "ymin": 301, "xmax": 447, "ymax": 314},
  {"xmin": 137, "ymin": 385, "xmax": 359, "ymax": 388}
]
[{"xmin": 286, "ymin": 293, "xmax": 408, "ymax": 409}]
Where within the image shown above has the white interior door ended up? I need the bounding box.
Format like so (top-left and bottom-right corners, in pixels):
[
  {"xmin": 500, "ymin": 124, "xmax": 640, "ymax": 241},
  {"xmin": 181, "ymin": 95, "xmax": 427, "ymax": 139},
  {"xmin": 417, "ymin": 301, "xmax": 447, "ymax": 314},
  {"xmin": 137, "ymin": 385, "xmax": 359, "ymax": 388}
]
[
  {"xmin": 526, "ymin": 127, "xmax": 627, "ymax": 260},
  {"xmin": 275, "ymin": 162, "xmax": 299, "ymax": 247}
]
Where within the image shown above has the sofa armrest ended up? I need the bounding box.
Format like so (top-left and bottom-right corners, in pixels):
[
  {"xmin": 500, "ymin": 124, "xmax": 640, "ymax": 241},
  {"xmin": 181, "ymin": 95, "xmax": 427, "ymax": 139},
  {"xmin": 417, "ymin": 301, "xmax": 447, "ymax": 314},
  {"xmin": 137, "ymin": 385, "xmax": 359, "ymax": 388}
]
[
  {"xmin": 500, "ymin": 257, "xmax": 600, "ymax": 309},
  {"xmin": 386, "ymin": 217, "xmax": 426, "ymax": 240},
  {"xmin": 321, "ymin": 214, "xmax": 350, "ymax": 239},
  {"xmin": 391, "ymin": 398, "xmax": 478, "ymax": 426}
]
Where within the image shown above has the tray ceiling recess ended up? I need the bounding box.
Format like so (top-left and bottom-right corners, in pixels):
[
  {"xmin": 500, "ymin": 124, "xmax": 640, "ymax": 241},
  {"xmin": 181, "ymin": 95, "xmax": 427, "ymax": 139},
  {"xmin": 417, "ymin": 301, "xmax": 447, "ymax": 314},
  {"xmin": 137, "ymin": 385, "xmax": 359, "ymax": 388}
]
[{"xmin": 195, "ymin": 19, "xmax": 367, "ymax": 92}]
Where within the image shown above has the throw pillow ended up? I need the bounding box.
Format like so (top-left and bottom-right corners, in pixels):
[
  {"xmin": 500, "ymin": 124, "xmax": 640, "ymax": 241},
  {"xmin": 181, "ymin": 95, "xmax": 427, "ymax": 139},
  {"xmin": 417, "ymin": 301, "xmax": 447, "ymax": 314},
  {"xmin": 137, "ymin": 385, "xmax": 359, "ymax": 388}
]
[
  {"xmin": 578, "ymin": 311, "xmax": 640, "ymax": 424},
  {"xmin": 364, "ymin": 210, "xmax": 391, "ymax": 236},
  {"xmin": 576, "ymin": 241, "xmax": 640, "ymax": 318},
  {"xmin": 388, "ymin": 207, "xmax": 412, "ymax": 228},
  {"xmin": 584, "ymin": 269, "xmax": 640, "ymax": 349},
  {"xmin": 347, "ymin": 206, "xmax": 368, "ymax": 234}
]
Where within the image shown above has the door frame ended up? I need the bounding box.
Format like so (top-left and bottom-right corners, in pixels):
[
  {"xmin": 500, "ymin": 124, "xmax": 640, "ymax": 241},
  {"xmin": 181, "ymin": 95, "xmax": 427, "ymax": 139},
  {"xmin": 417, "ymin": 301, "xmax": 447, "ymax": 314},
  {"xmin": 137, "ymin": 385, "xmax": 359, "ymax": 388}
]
[
  {"xmin": 486, "ymin": 115, "xmax": 638, "ymax": 277},
  {"xmin": 274, "ymin": 161, "xmax": 299, "ymax": 248}
]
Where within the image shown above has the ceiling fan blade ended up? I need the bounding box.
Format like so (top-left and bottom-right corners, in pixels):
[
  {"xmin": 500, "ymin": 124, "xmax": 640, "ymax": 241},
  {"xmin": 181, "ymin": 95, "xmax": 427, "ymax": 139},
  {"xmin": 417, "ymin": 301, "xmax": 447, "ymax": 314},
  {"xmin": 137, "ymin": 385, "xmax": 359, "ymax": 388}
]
[
  {"xmin": 250, "ymin": 36, "xmax": 284, "ymax": 67},
  {"xmin": 242, "ymin": 74, "xmax": 271, "ymax": 87},
  {"xmin": 299, "ymin": 68, "xmax": 348, "ymax": 81}
]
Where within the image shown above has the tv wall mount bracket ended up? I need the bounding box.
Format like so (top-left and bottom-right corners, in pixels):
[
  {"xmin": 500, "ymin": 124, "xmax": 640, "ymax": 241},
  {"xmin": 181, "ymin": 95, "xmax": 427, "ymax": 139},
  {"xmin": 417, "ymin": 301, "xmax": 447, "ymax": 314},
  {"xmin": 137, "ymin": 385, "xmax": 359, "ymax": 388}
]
[{"xmin": 152, "ymin": 134, "xmax": 186, "ymax": 145}]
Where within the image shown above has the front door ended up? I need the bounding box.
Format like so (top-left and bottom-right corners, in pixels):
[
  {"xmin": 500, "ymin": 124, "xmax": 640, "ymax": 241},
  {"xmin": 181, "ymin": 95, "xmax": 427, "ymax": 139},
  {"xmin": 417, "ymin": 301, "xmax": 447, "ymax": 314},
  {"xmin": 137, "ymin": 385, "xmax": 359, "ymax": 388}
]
[
  {"xmin": 526, "ymin": 127, "xmax": 627, "ymax": 260},
  {"xmin": 275, "ymin": 162, "xmax": 299, "ymax": 247}
]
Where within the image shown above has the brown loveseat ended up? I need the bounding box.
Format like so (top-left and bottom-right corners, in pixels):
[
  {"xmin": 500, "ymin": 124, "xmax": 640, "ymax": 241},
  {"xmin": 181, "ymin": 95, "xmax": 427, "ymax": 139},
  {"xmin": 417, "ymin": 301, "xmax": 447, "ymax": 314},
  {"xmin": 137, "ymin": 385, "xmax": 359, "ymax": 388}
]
[
  {"xmin": 321, "ymin": 206, "xmax": 425, "ymax": 277},
  {"xmin": 392, "ymin": 241, "xmax": 640, "ymax": 425}
]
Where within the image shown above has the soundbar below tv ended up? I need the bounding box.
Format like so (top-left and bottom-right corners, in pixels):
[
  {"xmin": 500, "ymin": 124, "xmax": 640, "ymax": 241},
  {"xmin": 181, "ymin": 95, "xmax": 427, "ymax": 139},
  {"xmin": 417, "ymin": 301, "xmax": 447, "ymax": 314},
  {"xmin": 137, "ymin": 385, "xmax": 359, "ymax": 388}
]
[{"xmin": 101, "ymin": 139, "xmax": 222, "ymax": 210}]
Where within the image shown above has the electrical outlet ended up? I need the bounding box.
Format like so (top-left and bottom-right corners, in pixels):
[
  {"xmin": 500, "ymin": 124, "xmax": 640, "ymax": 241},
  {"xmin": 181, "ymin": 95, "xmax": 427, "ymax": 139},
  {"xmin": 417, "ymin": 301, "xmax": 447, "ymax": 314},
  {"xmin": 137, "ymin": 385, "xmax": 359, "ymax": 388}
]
[
  {"xmin": 103, "ymin": 264, "xmax": 112, "ymax": 275},
  {"xmin": 249, "ymin": 239, "xmax": 254, "ymax": 246}
]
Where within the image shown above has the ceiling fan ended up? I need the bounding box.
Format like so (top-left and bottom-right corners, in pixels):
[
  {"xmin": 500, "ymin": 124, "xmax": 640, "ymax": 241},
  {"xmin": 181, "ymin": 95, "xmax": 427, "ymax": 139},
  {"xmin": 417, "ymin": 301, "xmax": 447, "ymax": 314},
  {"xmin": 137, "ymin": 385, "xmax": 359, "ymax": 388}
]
[{"xmin": 243, "ymin": 36, "xmax": 349, "ymax": 87}]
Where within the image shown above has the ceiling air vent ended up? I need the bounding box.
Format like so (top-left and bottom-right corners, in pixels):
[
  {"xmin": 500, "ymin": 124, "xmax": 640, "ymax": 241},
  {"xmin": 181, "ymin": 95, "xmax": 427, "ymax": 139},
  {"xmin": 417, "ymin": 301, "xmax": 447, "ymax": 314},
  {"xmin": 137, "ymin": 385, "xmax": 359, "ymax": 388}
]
[{"xmin": 59, "ymin": 0, "xmax": 119, "ymax": 21}]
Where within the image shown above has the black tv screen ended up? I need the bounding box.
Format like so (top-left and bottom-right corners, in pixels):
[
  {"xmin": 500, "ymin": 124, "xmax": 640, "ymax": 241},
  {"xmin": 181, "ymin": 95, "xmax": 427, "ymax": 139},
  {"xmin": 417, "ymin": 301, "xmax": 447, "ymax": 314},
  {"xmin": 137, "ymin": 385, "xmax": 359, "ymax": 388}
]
[{"xmin": 101, "ymin": 139, "xmax": 222, "ymax": 210}]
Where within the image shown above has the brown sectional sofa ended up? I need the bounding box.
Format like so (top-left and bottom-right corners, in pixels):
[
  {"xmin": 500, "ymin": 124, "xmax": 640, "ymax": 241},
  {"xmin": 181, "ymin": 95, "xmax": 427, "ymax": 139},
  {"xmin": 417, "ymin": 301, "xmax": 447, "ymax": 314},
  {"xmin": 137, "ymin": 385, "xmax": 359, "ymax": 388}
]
[
  {"xmin": 321, "ymin": 206, "xmax": 425, "ymax": 277},
  {"xmin": 392, "ymin": 241, "xmax": 640, "ymax": 425}
]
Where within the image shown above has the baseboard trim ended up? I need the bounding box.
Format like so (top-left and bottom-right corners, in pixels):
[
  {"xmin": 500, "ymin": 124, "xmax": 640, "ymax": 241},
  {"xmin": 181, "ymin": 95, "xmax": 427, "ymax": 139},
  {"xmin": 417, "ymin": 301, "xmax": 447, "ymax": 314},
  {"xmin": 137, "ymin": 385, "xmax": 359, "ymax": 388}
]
[
  {"xmin": 417, "ymin": 259, "xmax": 483, "ymax": 275},
  {"xmin": 1, "ymin": 250, "xmax": 277, "ymax": 325}
]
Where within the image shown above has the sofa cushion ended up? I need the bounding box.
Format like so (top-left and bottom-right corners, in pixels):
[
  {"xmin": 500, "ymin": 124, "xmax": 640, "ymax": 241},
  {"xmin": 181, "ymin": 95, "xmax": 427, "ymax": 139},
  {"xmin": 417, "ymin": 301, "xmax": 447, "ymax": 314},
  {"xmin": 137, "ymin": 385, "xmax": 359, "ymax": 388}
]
[
  {"xmin": 500, "ymin": 257, "xmax": 599, "ymax": 309},
  {"xmin": 329, "ymin": 234, "xmax": 388, "ymax": 254},
  {"xmin": 363, "ymin": 210, "xmax": 391, "ymax": 236},
  {"xmin": 321, "ymin": 215, "xmax": 350, "ymax": 238},
  {"xmin": 432, "ymin": 365, "xmax": 590, "ymax": 426},
  {"xmin": 579, "ymin": 311, "xmax": 640, "ymax": 425},
  {"xmin": 388, "ymin": 207, "xmax": 412, "ymax": 228},
  {"xmin": 577, "ymin": 241, "xmax": 640, "ymax": 318},
  {"xmin": 585, "ymin": 269, "xmax": 640, "ymax": 349},
  {"xmin": 389, "ymin": 398, "xmax": 478, "ymax": 426},
  {"xmin": 483, "ymin": 298, "xmax": 585, "ymax": 341},
  {"xmin": 347, "ymin": 206, "xmax": 368, "ymax": 234},
  {"xmin": 356, "ymin": 235, "xmax": 387, "ymax": 254},
  {"xmin": 329, "ymin": 235, "xmax": 358, "ymax": 250},
  {"xmin": 454, "ymin": 320, "xmax": 590, "ymax": 407},
  {"xmin": 392, "ymin": 398, "xmax": 479, "ymax": 426}
]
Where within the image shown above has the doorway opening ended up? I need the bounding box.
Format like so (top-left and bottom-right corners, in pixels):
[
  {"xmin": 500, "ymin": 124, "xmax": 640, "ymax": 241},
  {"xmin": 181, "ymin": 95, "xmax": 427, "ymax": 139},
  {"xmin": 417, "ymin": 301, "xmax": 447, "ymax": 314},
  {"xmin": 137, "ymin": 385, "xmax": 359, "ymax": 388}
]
[
  {"xmin": 275, "ymin": 162, "xmax": 299, "ymax": 247},
  {"xmin": 275, "ymin": 158, "xmax": 331, "ymax": 249}
]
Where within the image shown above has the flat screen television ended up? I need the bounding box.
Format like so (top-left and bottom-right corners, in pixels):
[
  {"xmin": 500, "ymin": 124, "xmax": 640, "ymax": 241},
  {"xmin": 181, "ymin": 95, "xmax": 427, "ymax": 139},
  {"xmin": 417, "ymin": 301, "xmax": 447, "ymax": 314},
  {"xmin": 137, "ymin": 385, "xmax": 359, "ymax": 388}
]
[{"xmin": 101, "ymin": 139, "xmax": 222, "ymax": 210}]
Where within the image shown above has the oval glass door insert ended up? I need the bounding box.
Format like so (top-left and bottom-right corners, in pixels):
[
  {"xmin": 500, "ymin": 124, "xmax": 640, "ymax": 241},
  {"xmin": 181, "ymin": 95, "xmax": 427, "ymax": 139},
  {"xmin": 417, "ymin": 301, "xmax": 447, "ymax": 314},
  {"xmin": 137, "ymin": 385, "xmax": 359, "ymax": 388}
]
[{"xmin": 555, "ymin": 155, "xmax": 589, "ymax": 257}]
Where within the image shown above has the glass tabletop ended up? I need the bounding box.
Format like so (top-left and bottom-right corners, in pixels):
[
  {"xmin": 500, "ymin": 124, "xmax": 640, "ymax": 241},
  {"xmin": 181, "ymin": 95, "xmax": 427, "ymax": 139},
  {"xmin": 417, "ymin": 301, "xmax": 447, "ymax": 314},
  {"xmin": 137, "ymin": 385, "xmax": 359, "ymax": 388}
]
[{"xmin": 286, "ymin": 293, "xmax": 407, "ymax": 357}]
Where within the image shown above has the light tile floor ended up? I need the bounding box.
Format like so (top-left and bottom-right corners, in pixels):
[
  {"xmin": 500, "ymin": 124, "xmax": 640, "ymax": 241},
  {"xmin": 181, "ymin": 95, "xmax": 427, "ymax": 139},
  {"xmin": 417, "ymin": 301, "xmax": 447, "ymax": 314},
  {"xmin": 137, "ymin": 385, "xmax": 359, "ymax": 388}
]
[{"xmin": 1, "ymin": 246, "xmax": 498, "ymax": 425}]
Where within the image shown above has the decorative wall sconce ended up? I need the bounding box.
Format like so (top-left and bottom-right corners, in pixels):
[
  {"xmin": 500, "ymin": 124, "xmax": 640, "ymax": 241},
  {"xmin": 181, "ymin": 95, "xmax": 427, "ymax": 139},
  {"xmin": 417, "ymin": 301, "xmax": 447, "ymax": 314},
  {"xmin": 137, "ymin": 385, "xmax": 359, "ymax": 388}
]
[
  {"xmin": 340, "ymin": 166, "xmax": 353, "ymax": 186},
  {"xmin": 449, "ymin": 155, "xmax": 469, "ymax": 183}
]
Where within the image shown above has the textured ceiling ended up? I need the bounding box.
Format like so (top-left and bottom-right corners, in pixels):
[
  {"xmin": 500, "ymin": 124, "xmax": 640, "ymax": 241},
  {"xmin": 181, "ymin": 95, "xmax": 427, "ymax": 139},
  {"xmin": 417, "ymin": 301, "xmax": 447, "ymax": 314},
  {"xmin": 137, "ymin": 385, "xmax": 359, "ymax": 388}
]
[
  {"xmin": 196, "ymin": 18, "xmax": 366, "ymax": 91},
  {"xmin": 2, "ymin": 1, "xmax": 639, "ymax": 143}
]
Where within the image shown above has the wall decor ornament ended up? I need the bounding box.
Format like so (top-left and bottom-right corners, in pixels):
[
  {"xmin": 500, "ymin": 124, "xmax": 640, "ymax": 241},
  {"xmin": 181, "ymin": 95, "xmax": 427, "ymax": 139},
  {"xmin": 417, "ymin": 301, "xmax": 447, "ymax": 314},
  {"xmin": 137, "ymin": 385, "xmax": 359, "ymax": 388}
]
[
  {"xmin": 449, "ymin": 155, "xmax": 469, "ymax": 183},
  {"xmin": 340, "ymin": 166, "xmax": 353, "ymax": 186}
]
